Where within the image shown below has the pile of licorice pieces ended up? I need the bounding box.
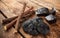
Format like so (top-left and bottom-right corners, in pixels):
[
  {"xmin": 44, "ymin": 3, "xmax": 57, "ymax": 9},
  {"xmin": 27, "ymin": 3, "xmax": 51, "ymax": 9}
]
[{"xmin": 22, "ymin": 7, "xmax": 56, "ymax": 36}]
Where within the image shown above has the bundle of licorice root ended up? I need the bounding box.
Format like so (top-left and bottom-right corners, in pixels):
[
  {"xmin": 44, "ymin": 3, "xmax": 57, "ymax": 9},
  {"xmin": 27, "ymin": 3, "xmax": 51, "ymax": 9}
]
[{"xmin": 2, "ymin": 2, "xmax": 35, "ymax": 38}]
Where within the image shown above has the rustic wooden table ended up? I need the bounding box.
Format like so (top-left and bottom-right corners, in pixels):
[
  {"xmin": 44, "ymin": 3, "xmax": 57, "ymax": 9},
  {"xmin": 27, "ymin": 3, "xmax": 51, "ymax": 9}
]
[{"xmin": 0, "ymin": 0, "xmax": 60, "ymax": 38}]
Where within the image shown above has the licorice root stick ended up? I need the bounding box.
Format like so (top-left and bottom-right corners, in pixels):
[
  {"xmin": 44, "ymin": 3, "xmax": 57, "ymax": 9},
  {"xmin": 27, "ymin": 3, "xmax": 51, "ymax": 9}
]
[
  {"xmin": 4, "ymin": 18, "xmax": 17, "ymax": 31},
  {"xmin": 15, "ymin": 3, "xmax": 27, "ymax": 31},
  {"xmin": 2, "ymin": 16, "xmax": 18, "ymax": 24},
  {"xmin": 3, "ymin": 6, "xmax": 34, "ymax": 31}
]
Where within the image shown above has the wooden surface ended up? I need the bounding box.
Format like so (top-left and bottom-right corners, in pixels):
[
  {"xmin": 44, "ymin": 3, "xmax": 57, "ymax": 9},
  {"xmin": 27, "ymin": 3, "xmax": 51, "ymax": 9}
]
[{"xmin": 0, "ymin": 0, "xmax": 60, "ymax": 38}]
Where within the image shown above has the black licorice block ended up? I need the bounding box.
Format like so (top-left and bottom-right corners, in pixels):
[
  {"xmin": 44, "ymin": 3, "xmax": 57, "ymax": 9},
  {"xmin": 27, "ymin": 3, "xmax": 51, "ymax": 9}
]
[
  {"xmin": 37, "ymin": 23, "xmax": 50, "ymax": 35},
  {"xmin": 35, "ymin": 7, "xmax": 49, "ymax": 16},
  {"xmin": 50, "ymin": 8, "xmax": 56, "ymax": 15},
  {"xmin": 22, "ymin": 17, "xmax": 50, "ymax": 35},
  {"xmin": 45, "ymin": 14, "xmax": 56, "ymax": 24},
  {"xmin": 22, "ymin": 17, "xmax": 43, "ymax": 35}
]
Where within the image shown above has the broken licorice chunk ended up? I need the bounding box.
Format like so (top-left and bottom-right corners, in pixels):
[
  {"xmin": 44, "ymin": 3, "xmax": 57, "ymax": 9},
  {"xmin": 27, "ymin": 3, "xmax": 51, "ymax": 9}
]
[
  {"xmin": 45, "ymin": 14, "xmax": 56, "ymax": 24},
  {"xmin": 37, "ymin": 23, "xmax": 50, "ymax": 35},
  {"xmin": 22, "ymin": 19, "xmax": 39, "ymax": 35},
  {"xmin": 33, "ymin": 18, "xmax": 50, "ymax": 35},
  {"xmin": 35, "ymin": 7, "xmax": 49, "ymax": 16},
  {"xmin": 50, "ymin": 8, "xmax": 56, "ymax": 15},
  {"xmin": 22, "ymin": 17, "xmax": 50, "ymax": 35}
]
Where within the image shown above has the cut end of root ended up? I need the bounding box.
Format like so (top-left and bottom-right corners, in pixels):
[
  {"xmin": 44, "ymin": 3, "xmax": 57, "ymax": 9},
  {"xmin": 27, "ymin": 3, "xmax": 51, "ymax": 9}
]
[
  {"xmin": 4, "ymin": 26, "xmax": 7, "ymax": 31},
  {"xmin": 14, "ymin": 31, "xmax": 17, "ymax": 34}
]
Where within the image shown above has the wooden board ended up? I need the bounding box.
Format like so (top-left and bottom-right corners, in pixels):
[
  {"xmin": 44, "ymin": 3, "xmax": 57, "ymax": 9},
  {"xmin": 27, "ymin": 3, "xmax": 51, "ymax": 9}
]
[{"xmin": 0, "ymin": 0, "xmax": 60, "ymax": 38}]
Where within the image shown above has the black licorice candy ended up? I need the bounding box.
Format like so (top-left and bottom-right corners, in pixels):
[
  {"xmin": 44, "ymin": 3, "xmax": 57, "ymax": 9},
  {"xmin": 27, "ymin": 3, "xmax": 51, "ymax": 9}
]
[
  {"xmin": 50, "ymin": 8, "xmax": 56, "ymax": 15},
  {"xmin": 35, "ymin": 7, "xmax": 49, "ymax": 16},
  {"xmin": 37, "ymin": 23, "xmax": 50, "ymax": 35},
  {"xmin": 22, "ymin": 17, "xmax": 50, "ymax": 35},
  {"xmin": 45, "ymin": 14, "xmax": 56, "ymax": 24},
  {"xmin": 22, "ymin": 17, "xmax": 43, "ymax": 35}
]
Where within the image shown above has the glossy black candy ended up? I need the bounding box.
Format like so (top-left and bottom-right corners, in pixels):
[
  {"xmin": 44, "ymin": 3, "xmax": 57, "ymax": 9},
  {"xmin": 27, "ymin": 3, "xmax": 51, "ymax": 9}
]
[
  {"xmin": 50, "ymin": 8, "xmax": 56, "ymax": 15},
  {"xmin": 22, "ymin": 17, "xmax": 43, "ymax": 35},
  {"xmin": 22, "ymin": 17, "xmax": 50, "ymax": 35},
  {"xmin": 37, "ymin": 23, "xmax": 50, "ymax": 35},
  {"xmin": 35, "ymin": 7, "xmax": 49, "ymax": 16},
  {"xmin": 45, "ymin": 14, "xmax": 56, "ymax": 24}
]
